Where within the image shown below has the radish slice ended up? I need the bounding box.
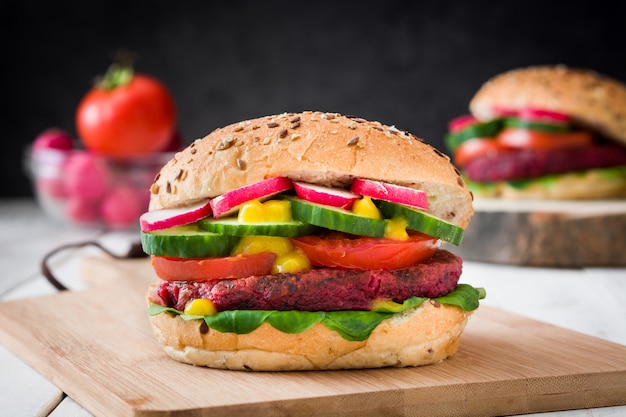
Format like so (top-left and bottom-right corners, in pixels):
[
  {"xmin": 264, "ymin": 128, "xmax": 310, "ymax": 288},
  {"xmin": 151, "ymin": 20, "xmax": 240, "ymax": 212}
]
[
  {"xmin": 519, "ymin": 108, "xmax": 570, "ymax": 124},
  {"xmin": 491, "ymin": 106, "xmax": 519, "ymax": 118},
  {"xmin": 350, "ymin": 178, "xmax": 428, "ymax": 210},
  {"xmin": 448, "ymin": 115, "xmax": 478, "ymax": 133},
  {"xmin": 293, "ymin": 182, "xmax": 360, "ymax": 210},
  {"xmin": 210, "ymin": 177, "xmax": 293, "ymax": 218},
  {"xmin": 140, "ymin": 199, "xmax": 212, "ymax": 232}
]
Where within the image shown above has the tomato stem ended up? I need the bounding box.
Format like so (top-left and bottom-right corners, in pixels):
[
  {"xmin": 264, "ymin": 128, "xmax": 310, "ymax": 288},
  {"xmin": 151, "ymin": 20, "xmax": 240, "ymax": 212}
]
[{"xmin": 98, "ymin": 50, "xmax": 136, "ymax": 91}]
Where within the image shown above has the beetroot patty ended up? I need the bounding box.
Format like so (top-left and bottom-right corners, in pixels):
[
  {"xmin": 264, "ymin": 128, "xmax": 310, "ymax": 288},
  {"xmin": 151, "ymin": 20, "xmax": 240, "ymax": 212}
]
[
  {"xmin": 464, "ymin": 145, "xmax": 626, "ymax": 182},
  {"xmin": 151, "ymin": 249, "xmax": 462, "ymax": 312}
]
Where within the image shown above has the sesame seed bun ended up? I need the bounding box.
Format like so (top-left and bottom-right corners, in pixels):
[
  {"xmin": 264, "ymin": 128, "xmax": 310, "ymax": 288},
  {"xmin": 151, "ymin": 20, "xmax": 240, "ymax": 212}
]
[
  {"xmin": 469, "ymin": 65, "xmax": 626, "ymax": 146},
  {"xmin": 147, "ymin": 298, "xmax": 472, "ymax": 371},
  {"xmin": 145, "ymin": 111, "xmax": 477, "ymax": 370},
  {"xmin": 148, "ymin": 111, "xmax": 474, "ymax": 229}
]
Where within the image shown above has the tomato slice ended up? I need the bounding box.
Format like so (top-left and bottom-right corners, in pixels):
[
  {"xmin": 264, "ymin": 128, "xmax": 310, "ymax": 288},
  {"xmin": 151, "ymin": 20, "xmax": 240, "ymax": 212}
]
[
  {"xmin": 151, "ymin": 252, "xmax": 276, "ymax": 282},
  {"xmin": 497, "ymin": 128, "xmax": 593, "ymax": 150},
  {"xmin": 453, "ymin": 138, "xmax": 511, "ymax": 167},
  {"xmin": 291, "ymin": 233, "xmax": 440, "ymax": 270}
]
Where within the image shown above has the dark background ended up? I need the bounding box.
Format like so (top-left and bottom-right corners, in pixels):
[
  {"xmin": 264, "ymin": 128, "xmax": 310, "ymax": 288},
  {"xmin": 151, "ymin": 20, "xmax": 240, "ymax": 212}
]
[{"xmin": 4, "ymin": 0, "xmax": 626, "ymax": 198}]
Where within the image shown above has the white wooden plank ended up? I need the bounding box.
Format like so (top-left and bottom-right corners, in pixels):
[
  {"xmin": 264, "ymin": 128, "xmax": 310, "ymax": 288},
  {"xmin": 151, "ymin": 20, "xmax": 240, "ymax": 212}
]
[{"xmin": 0, "ymin": 343, "xmax": 63, "ymax": 417}]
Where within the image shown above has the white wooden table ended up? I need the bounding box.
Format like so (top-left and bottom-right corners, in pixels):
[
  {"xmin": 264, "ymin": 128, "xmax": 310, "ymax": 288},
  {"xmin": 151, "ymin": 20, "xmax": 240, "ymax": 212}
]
[{"xmin": 1, "ymin": 198, "xmax": 625, "ymax": 417}]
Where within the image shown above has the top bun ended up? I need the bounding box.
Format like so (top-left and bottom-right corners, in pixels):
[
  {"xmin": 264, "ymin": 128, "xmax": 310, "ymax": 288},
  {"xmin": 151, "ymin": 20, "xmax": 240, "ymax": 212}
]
[
  {"xmin": 149, "ymin": 111, "xmax": 473, "ymax": 228},
  {"xmin": 469, "ymin": 65, "xmax": 626, "ymax": 145}
]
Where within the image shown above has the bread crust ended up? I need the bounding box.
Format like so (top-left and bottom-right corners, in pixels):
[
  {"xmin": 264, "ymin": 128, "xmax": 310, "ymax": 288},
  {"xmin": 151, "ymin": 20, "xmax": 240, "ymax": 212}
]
[
  {"xmin": 469, "ymin": 65, "xmax": 626, "ymax": 145},
  {"xmin": 148, "ymin": 111, "xmax": 473, "ymax": 228},
  {"xmin": 148, "ymin": 300, "xmax": 472, "ymax": 371}
]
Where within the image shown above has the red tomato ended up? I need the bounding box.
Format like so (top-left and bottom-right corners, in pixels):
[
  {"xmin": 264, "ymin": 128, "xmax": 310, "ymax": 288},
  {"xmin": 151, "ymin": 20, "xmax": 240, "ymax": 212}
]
[
  {"xmin": 76, "ymin": 66, "xmax": 176, "ymax": 158},
  {"xmin": 496, "ymin": 128, "xmax": 593, "ymax": 150},
  {"xmin": 291, "ymin": 233, "xmax": 440, "ymax": 270},
  {"xmin": 151, "ymin": 252, "xmax": 276, "ymax": 282},
  {"xmin": 453, "ymin": 138, "xmax": 511, "ymax": 167}
]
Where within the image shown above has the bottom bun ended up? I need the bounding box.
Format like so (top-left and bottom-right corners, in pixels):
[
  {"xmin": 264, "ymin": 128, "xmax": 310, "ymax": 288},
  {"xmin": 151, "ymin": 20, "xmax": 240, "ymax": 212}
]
[
  {"xmin": 148, "ymin": 299, "xmax": 473, "ymax": 371},
  {"xmin": 468, "ymin": 168, "xmax": 626, "ymax": 200}
]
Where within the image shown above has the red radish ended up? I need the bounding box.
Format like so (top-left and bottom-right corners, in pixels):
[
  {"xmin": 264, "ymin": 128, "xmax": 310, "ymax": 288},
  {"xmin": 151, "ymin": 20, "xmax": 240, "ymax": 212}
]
[
  {"xmin": 350, "ymin": 178, "xmax": 428, "ymax": 210},
  {"xmin": 448, "ymin": 115, "xmax": 478, "ymax": 133},
  {"xmin": 210, "ymin": 177, "xmax": 293, "ymax": 218},
  {"xmin": 63, "ymin": 152, "xmax": 110, "ymax": 202},
  {"xmin": 33, "ymin": 128, "xmax": 74, "ymax": 151},
  {"xmin": 101, "ymin": 185, "xmax": 144, "ymax": 229},
  {"xmin": 66, "ymin": 196, "xmax": 99, "ymax": 224},
  {"xmin": 519, "ymin": 108, "xmax": 570, "ymax": 124},
  {"xmin": 294, "ymin": 182, "xmax": 359, "ymax": 209},
  {"xmin": 140, "ymin": 198, "xmax": 212, "ymax": 232}
]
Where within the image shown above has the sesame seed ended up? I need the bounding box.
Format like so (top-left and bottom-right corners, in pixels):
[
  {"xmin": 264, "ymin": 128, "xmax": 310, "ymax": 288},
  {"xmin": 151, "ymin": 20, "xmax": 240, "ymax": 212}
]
[
  {"xmin": 347, "ymin": 136, "xmax": 359, "ymax": 146},
  {"xmin": 267, "ymin": 122, "xmax": 279, "ymax": 128},
  {"xmin": 216, "ymin": 137, "xmax": 234, "ymax": 151},
  {"xmin": 237, "ymin": 159, "xmax": 246, "ymax": 170},
  {"xmin": 279, "ymin": 129, "xmax": 288, "ymax": 138},
  {"xmin": 290, "ymin": 116, "xmax": 301, "ymax": 123}
]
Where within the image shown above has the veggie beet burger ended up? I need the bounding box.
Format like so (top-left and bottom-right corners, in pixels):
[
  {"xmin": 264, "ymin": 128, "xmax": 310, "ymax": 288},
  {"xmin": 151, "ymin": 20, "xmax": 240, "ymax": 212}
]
[
  {"xmin": 141, "ymin": 111, "xmax": 484, "ymax": 371},
  {"xmin": 445, "ymin": 65, "xmax": 626, "ymax": 199}
]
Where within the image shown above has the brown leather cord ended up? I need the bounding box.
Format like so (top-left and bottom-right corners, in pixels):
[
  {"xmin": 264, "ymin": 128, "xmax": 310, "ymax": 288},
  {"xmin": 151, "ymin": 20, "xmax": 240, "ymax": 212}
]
[{"xmin": 41, "ymin": 240, "xmax": 147, "ymax": 291}]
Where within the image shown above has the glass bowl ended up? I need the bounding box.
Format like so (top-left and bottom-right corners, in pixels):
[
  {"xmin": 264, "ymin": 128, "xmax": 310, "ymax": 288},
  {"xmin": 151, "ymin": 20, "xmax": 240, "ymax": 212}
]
[{"xmin": 25, "ymin": 146, "xmax": 174, "ymax": 230}]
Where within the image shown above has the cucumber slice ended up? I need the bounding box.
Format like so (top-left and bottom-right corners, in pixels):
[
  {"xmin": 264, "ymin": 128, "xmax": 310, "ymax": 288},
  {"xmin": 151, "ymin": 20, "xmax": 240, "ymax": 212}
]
[
  {"xmin": 445, "ymin": 119, "xmax": 503, "ymax": 152},
  {"xmin": 377, "ymin": 201, "xmax": 464, "ymax": 245},
  {"xmin": 285, "ymin": 197, "xmax": 387, "ymax": 237},
  {"xmin": 503, "ymin": 118, "xmax": 571, "ymax": 132},
  {"xmin": 141, "ymin": 224, "xmax": 239, "ymax": 258},
  {"xmin": 198, "ymin": 218, "xmax": 318, "ymax": 237}
]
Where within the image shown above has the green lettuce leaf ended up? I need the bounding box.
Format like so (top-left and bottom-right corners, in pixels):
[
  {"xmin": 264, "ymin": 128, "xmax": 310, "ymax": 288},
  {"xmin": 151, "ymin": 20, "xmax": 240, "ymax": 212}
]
[
  {"xmin": 322, "ymin": 311, "xmax": 390, "ymax": 341},
  {"xmin": 267, "ymin": 310, "xmax": 325, "ymax": 334}
]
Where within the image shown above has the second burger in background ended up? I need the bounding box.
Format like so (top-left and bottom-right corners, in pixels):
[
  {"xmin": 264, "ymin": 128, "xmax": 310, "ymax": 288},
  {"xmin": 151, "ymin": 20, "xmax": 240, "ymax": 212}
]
[
  {"xmin": 444, "ymin": 65, "xmax": 626, "ymax": 267},
  {"xmin": 445, "ymin": 65, "xmax": 626, "ymax": 199}
]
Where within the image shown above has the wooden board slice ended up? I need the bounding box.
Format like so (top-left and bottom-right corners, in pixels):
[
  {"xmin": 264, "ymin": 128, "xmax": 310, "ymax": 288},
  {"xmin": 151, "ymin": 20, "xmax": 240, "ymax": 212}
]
[{"xmin": 449, "ymin": 199, "xmax": 626, "ymax": 267}]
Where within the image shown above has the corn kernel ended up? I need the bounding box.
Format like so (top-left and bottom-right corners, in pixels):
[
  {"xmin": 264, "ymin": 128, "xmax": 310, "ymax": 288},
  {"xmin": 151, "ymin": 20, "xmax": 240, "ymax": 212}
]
[
  {"xmin": 272, "ymin": 250, "xmax": 312, "ymax": 274},
  {"xmin": 184, "ymin": 298, "xmax": 217, "ymax": 316},
  {"xmin": 351, "ymin": 196, "xmax": 382, "ymax": 219},
  {"xmin": 384, "ymin": 216, "xmax": 409, "ymax": 240},
  {"xmin": 232, "ymin": 236, "xmax": 293, "ymax": 256}
]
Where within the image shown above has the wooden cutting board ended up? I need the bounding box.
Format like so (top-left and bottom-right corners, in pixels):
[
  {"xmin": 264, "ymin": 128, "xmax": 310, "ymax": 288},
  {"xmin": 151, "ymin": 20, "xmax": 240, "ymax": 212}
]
[{"xmin": 0, "ymin": 256, "xmax": 625, "ymax": 417}]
